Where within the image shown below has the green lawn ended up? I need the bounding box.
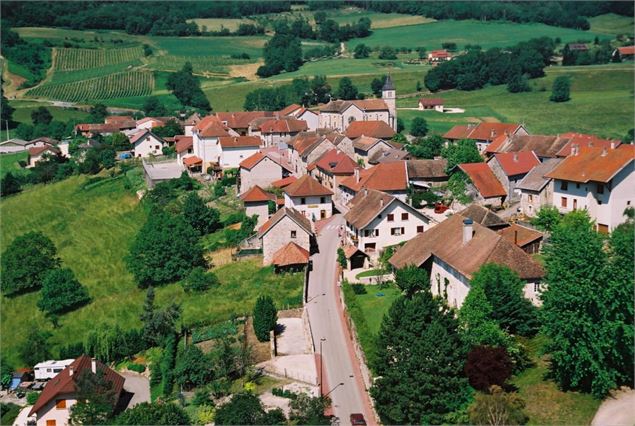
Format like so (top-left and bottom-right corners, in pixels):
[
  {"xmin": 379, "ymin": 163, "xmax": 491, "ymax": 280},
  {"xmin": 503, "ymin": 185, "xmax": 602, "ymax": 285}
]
[
  {"xmin": 512, "ymin": 335, "xmax": 601, "ymax": 425},
  {"xmin": 153, "ymin": 36, "xmax": 268, "ymax": 58},
  {"xmin": 9, "ymin": 100, "xmax": 90, "ymax": 125},
  {"xmin": 0, "ymin": 175, "xmax": 303, "ymax": 367},
  {"xmin": 355, "ymin": 269, "xmax": 385, "ymax": 279},
  {"xmin": 0, "ymin": 152, "xmax": 28, "ymax": 178},
  {"xmin": 347, "ymin": 20, "xmax": 610, "ymax": 51},
  {"xmin": 399, "ymin": 64, "xmax": 634, "ymax": 139},
  {"xmin": 342, "ymin": 282, "xmax": 401, "ymax": 369},
  {"xmin": 588, "ymin": 13, "xmax": 635, "ymax": 36}
]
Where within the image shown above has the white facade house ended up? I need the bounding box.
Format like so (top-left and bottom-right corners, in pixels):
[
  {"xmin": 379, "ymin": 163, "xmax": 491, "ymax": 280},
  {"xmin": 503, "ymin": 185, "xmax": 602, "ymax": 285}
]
[
  {"xmin": 190, "ymin": 115, "xmax": 233, "ymax": 170},
  {"xmin": 545, "ymin": 144, "xmax": 635, "ymax": 233},
  {"xmin": 283, "ymin": 175, "xmax": 333, "ymax": 221},
  {"xmin": 218, "ymin": 136, "xmax": 261, "ymax": 169},
  {"xmin": 297, "ymin": 109, "xmax": 319, "ymax": 131},
  {"xmin": 33, "ymin": 359, "xmax": 75, "ymax": 381},
  {"xmin": 130, "ymin": 130, "xmax": 165, "ymax": 158},
  {"xmin": 390, "ymin": 213, "xmax": 545, "ymax": 308},
  {"xmin": 345, "ymin": 189, "xmax": 430, "ymax": 257},
  {"xmin": 238, "ymin": 151, "xmax": 291, "ymax": 193}
]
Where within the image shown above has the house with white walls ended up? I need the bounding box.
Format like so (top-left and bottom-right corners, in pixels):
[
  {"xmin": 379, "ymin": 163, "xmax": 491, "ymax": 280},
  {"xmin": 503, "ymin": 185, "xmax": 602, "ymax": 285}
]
[
  {"xmin": 345, "ymin": 189, "xmax": 430, "ymax": 258},
  {"xmin": 218, "ymin": 136, "xmax": 261, "ymax": 169},
  {"xmin": 487, "ymin": 151, "xmax": 540, "ymax": 200},
  {"xmin": 390, "ymin": 213, "xmax": 545, "ymax": 307},
  {"xmin": 545, "ymin": 144, "xmax": 635, "ymax": 233},
  {"xmin": 283, "ymin": 175, "xmax": 333, "ymax": 221},
  {"xmin": 259, "ymin": 118, "xmax": 307, "ymax": 147},
  {"xmin": 339, "ymin": 161, "xmax": 409, "ymax": 204},
  {"xmin": 130, "ymin": 130, "xmax": 165, "ymax": 158},
  {"xmin": 191, "ymin": 115, "xmax": 232, "ymax": 170},
  {"xmin": 258, "ymin": 207, "xmax": 314, "ymax": 266},
  {"xmin": 444, "ymin": 122, "xmax": 528, "ymax": 154}
]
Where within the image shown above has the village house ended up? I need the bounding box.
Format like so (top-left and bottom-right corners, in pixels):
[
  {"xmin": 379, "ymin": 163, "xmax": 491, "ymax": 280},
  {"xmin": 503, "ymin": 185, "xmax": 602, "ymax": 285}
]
[
  {"xmin": 516, "ymin": 158, "xmax": 563, "ymax": 217},
  {"xmin": 217, "ymin": 111, "xmax": 274, "ymax": 136},
  {"xmin": 129, "ymin": 129, "xmax": 166, "ymax": 158},
  {"xmin": 428, "ymin": 49, "xmax": 452, "ymax": 65},
  {"xmin": 418, "ymin": 98, "xmax": 444, "ymax": 111},
  {"xmin": 271, "ymin": 176, "xmax": 297, "ymax": 190},
  {"xmin": 175, "ymin": 135, "xmax": 194, "ymax": 166},
  {"xmin": 258, "ymin": 207, "xmax": 314, "ymax": 266},
  {"xmin": 487, "ymin": 151, "xmax": 541, "ymax": 200},
  {"xmin": 345, "ymin": 189, "xmax": 431, "ymax": 258},
  {"xmin": 75, "ymin": 116, "xmax": 135, "ymax": 137},
  {"xmin": 613, "ymin": 45, "xmax": 635, "ymax": 61},
  {"xmin": 458, "ymin": 163, "xmax": 507, "ymax": 207},
  {"xmin": 191, "ymin": 115, "xmax": 233, "ymax": 171},
  {"xmin": 554, "ymin": 133, "xmax": 621, "ymax": 157},
  {"xmin": 444, "ymin": 122, "xmax": 528, "ymax": 153},
  {"xmin": 545, "ymin": 144, "xmax": 635, "ymax": 233},
  {"xmin": 498, "ymin": 223, "xmax": 544, "ymax": 254},
  {"xmin": 486, "ymin": 132, "xmax": 620, "ymax": 159},
  {"xmin": 183, "ymin": 113, "xmax": 201, "ymax": 136},
  {"xmin": 406, "ymin": 159, "xmax": 449, "ymax": 189},
  {"xmin": 279, "ymin": 104, "xmax": 319, "ymax": 131},
  {"xmin": 390, "ymin": 213, "xmax": 545, "ymax": 307},
  {"xmin": 238, "ymin": 151, "xmax": 292, "ymax": 194},
  {"xmin": 27, "ymin": 145, "xmax": 61, "ymax": 168},
  {"xmin": 308, "ymin": 148, "xmax": 358, "ymax": 200},
  {"xmin": 0, "ymin": 136, "xmax": 59, "ymax": 154},
  {"xmin": 370, "ymin": 147, "xmax": 411, "ymax": 164},
  {"xmin": 258, "ymin": 118, "xmax": 308, "ymax": 147},
  {"xmin": 26, "ymin": 355, "xmax": 125, "ymax": 426},
  {"xmin": 319, "ymin": 76, "xmax": 397, "ymax": 131},
  {"xmin": 218, "ymin": 136, "xmax": 261, "ymax": 169},
  {"xmin": 283, "ymin": 175, "xmax": 333, "ymax": 221},
  {"xmin": 350, "ymin": 135, "xmax": 396, "ymax": 167},
  {"xmin": 136, "ymin": 117, "xmax": 168, "ymax": 130},
  {"xmin": 271, "ymin": 242, "xmax": 311, "ymax": 272},
  {"xmin": 458, "ymin": 204, "xmax": 509, "ymax": 231},
  {"xmin": 240, "ymin": 185, "xmax": 276, "ymax": 229},
  {"xmin": 339, "ymin": 161, "xmax": 409, "ymax": 204},
  {"xmin": 288, "ymin": 132, "xmax": 337, "ymax": 176}
]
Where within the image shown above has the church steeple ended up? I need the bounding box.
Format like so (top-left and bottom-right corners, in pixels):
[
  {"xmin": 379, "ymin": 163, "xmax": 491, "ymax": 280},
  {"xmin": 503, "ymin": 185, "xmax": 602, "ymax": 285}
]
[{"xmin": 382, "ymin": 74, "xmax": 397, "ymax": 131}]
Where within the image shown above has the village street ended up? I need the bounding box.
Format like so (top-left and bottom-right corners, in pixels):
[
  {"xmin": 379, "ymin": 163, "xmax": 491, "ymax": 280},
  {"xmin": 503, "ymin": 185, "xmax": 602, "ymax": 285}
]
[{"xmin": 305, "ymin": 214, "xmax": 376, "ymax": 425}]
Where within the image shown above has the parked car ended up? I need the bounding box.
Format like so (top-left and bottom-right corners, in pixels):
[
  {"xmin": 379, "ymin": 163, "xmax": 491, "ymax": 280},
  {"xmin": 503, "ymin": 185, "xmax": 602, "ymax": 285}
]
[{"xmin": 350, "ymin": 413, "xmax": 366, "ymax": 425}]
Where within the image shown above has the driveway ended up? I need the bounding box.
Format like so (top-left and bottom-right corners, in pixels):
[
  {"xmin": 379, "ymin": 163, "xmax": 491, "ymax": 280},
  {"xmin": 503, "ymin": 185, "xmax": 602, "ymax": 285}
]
[
  {"xmin": 305, "ymin": 214, "xmax": 376, "ymax": 425},
  {"xmin": 591, "ymin": 388, "xmax": 635, "ymax": 426},
  {"xmin": 121, "ymin": 372, "xmax": 150, "ymax": 408}
]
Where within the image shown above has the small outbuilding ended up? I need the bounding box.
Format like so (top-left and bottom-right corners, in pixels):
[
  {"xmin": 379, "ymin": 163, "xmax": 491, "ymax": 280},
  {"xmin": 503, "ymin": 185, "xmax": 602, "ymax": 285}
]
[
  {"xmin": 418, "ymin": 98, "xmax": 444, "ymax": 112},
  {"xmin": 272, "ymin": 242, "xmax": 310, "ymax": 273}
]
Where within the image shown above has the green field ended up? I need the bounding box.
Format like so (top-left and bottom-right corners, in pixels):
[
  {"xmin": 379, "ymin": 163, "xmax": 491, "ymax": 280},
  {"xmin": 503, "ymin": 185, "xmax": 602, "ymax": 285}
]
[
  {"xmin": 187, "ymin": 17, "xmax": 255, "ymax": 32},
  {"xmin": 8, "ymin": 100, "xmax": 90, "ymax": 124},
  {"xmin": 15, "ymin": 27, "xmax": 145, "ymax": 48},
  {"xmin": 398, "ymin": 64, "xmax": 634, "ymax": 139},
  {"xmin": 0, "ymin": 175, "xmax": 303, "ymax": 366},
  {"xmin": 27, "ymin": 71, "xmax": 154, "ymax": 102},
  {"xmin": 0, "ymin": 152, "xmax": 28, "ymax": 177},
  {"xmin": 153, "ymin": 36, "xmax": 268, "ymax": 58},
  {"xmin": 589, "ymin": 13, "xmax": 635, "ymax": 36},
  {"xmin": 347, "ymin": 20, "xmax": 609, "ymax": 51},
  {"xmin": 54, "ymin": 46, "xmax": 144, "ymax": 71}
]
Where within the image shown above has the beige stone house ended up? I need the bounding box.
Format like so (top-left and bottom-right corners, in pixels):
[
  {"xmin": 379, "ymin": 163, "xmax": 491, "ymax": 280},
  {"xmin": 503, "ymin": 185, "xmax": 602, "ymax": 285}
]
[
  {"xmin": 238, "ymin": 151, "xmax": 292, "ymax": 194},
  {"xmin": 27, "ymin": 145, "xmax": 61, "ymax": 168},
  {"xmin": 288, "ymin": 132, "xmax": 337, "ymax": 176},
  {"xmin": 351, "ymin": 135, "xmax": 395, "ymax": 167},
  {"xmin": 130, "ymin": 130, "xmax": 166, "ymax": 158},
  {"xmin": 487, "ymin": 151, "xmax": 540, "ymax": 200},
  {"xmin": 339, "ymin": 161, "xmax": 409, "ymax": 204},
  {"xmin": 258, "ymin": 207, "xmax": 314, "ymax": 266},
  {"xmin": 240, "ymin": 185, "xmax": 276, "ymax": 229},
  {"xmin": 308, "ymin": 148, "xmax": 358, "ymax": 200},
  {"xmin": 516, "ymin": 158, "xmax": 562, "ymax": 217}
]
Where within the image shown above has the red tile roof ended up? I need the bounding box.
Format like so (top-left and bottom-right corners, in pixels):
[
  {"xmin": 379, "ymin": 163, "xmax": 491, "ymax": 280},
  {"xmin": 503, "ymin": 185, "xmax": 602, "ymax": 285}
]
[
  {"xmin": 290, "ymin": 133, "xmax": 323, "ymax": 156},
  {"xmin": 216, "ymin": 111, "xmax": 274, "ymax": 129},
  {"xmin": 430, "ymin": 49, "xmax": 451, "ymax": 58},
  {"xmin": 219, "ymin": 136, "xmax": 261, "ymax": 149},
  {"xmin": 312, "ymin": 149, "xmax": 358, "ymax": 175},
  {"xmin": 260, "ymin": 118, "xmax": 307, "ymax": 134},
  {"xmin": 419, "ymin": 98, "xmax": 444, "ymax": 106},
  {"xmin": 556, "ymin": 133, "xmax": 620, "ymax": 157},
  {"xmin": 484, "ymin": 133, "xmax": 510, "ymax": 154},
  {"xmin": 618, "ymin": 45, "xmax": 635, "ymax": 55},
  {"xmin": 30, "ymin": 355, "xmax": 124, "ymax": 417},
  {"xmin": 194, "ymin": 116, "xmax": 230, "ymax": 138},
  {"xmin": 271, "ymin": 176, "xmax": 297, "ymax": 188},
  {"xmin": 239, "ymin": 152, "xmax": 266, "ymax": 170},
  {"xmin": 278, "ymin": 104, "xmax": 303, "ymax": 116},
  {"xmin": 492, "ymin": 151, "xmax": 540, "ymax": 176},
  {"xmin": 444, "ymin": 123, "xmax": 521, "ymax": 141},
  {"xmin": 498, "ymin": 224, "xmax": 543, "ymax": 248},
  {"xmin": 352, "ymin": 99, "xmax": 389, "ymax": 112},
  {"xmin": 340, "ymin": 161, "xmax": 408, "ymax": 193},
  {"xmin": 183, "ymin": 156, "xmax": 203, "ymax": 166},
  {"xmin": 345, "ymin": 121, "xmax": 396, "ymax": 139},
  {"xmin": 175, "ymin": 135, "xmax": 193, "ymax": 153},
  {"xmin": 545, "ymin": 144, "xmax": 634, "ymax": 184},
  {"xmin": 459, "ymin": 163, "xmax": 507, "ymax": 198},
  {"xmin": 258, "ymin": 207, "xmax": 312, "ymax": 237},
  {"xmin": 284, "ymin": 174, "xmax": 333, "ymax": 197},
  {"xmin": 272, "ymin": 242, "xmax": 310, "ymax": 267},
  {"xmin": 240, "ymin": 185, "xmax": 275, "ymax": 203},
  {"xmin": 28, "ymin": 145, "xmax": 60, "ymax": 156},
  {"xmin": 443, "ymin": 125, "xmax": 472, "ymax": 140}
]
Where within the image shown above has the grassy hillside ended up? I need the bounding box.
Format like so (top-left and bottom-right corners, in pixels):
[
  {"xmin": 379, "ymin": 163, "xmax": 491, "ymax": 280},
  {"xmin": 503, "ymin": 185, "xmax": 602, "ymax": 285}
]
[
  {"xmin": 399, "ymin": 64, "xmax": 634, "ymax": 139},
  {"xmin": 588, "ymin": 13, "xmax": 635, "ymax": 36},
  {"xmin": 347, "ymin": 20, "xmax": 609, "ymax": 51},
  {"xmin": 0, "ymin": 152, "xmax": 28, "ymax": 177},
  {"xmin": 0, "ymin": 175, "xmax": 303, "ymax": 366}
]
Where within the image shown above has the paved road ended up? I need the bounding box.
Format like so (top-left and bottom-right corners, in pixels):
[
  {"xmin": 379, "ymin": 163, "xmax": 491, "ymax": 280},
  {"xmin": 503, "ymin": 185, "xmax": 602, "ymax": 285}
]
[
  {"xmin": 306, "ymin": 214, "xmax": 374, "ymax": 425},
  {"xmin": 591, "ymin": 388, "xmax": 635, "ymax": 426}
]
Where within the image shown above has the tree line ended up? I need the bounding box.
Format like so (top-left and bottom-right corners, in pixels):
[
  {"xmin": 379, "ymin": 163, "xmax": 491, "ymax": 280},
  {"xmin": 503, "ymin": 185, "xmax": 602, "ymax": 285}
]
[{"xmin": 1, "ymin": 21, "xmax": 51, "ymax": 88}]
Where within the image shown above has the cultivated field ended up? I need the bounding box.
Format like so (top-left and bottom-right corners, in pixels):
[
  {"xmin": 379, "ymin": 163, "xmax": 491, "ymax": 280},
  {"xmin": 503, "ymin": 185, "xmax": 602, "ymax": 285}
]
[
  {"xmin": 53, "ymin": 46, "xmax": 144, "ymax": 70},
  {"xmin": 0, "ymin": 175, "xmax": 303, "ymax": 366},
  {"xmin": 27, "ymin": 71, "xmax": 154, "ymax": 102},
  {"xmin": 347, "ymin": 20, "xmax": 610, "ymax": 51},
  {"xmin": 588, "ymin": 13, "xmax": 635, "ymax": 36},
  {"xmin": 153, "ymin": 35, "xmax": 268, "ymax": 58}
]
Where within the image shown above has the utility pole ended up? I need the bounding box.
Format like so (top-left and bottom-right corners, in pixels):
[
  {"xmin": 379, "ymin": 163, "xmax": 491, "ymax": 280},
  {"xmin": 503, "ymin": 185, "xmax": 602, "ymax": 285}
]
[{"xmin": 319, "ymin": 337, "xmax": 326, "ymax": 396}]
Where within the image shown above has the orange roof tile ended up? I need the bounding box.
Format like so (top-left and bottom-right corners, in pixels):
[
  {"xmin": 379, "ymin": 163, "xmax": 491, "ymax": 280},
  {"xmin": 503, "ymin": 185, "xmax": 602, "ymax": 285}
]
[
  {"xmin": 459, "ymin": 163, "xmax": 507, "ymax": 198},
  {"xmin": 492, "ymin": 151, "xmax": 540, "ymax": 176},
  {"xmin": 312, "ymin": 149, "xmax": 358, "ymax": 175},
  {"xmin": 351, "ymin": 99, "xmax": 389, "ymax": 112},
  {"xmin": 194, "ymin": 115, "xmax": 230, "ymax": 138},
  {"xmin": 443, "ymin": 125, "xmax": 472, "ymax": 140},
  {"xmin": 278, "ymin": 104, "xmax": 303, "ymax": 116},
  {"xmin": 216, "ymin": 111, "xmax": 274, "ymax": 129},
  {"xmin": 618, "ymin": 45, "xmax": 635, "ymax": 55},
  {"xmin": 219, "ymin": 136, "xmax": 261, "ymax": 149},
  {"xmin": 284, "ymin": 175, "xmax": 333, "ymax": 197},
  {"xmin": 556, "ymin": 133, "xmax": 620, "ymax": 157},
  {"xmin": 445, "ymin": 123, "xmax": 521, "ymax": 142},
  {"xmin": 28, "ymin": 145, "xmax": 60, "ymax": 156},
  {"xmin": 545, "ymin": 144, "xmax": 634, "ymax": 184},
  {"xmin": 258, "ymin": 207, "xmax": 312, "ymax": 237},
  {"xmin": 340, "ymin": 161, "xmax": 408, "ymax": 193},
  {"xmin": 272, "ymin": 242, "xmax": 310, "ymax": 266},
  {"xmin": 183, "ymin": 156, "xmax": 203, "ymax": 166},
  {"xmin": 239, "ymin": 152, "xmax": 266, "ymax": 170},
  {"xmin": 240, "ymin": 185, "xmax": 275, "ymax": 203},
  {"xmin": 419, "ymin": 98, "xmax": 444, "ymax": 106},
  {"xmin": 271, "ymin": 176, "xmax": 297, "ymax": 188},
  {"xmin": 260, "ymin": 118, "xmax": 307, "ymax": 134},
  {"xmin": 498, "ymin": 224, "xmax": 543, "ymax": 248},
  {"xmin": 174, "ymin": 135, "xmax": 193, "ymax": 153},
  {"xmin": 345, "ymin": 121, "xmax": 395, "ymax": 139}
]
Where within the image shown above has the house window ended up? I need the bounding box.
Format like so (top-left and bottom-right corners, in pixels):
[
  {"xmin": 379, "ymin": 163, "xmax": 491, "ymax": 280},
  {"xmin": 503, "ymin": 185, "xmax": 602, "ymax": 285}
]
[
  {"xmin": 561, "ymin": 197, "xmax": 567, "ymax": 208},
  {"xmin": 46, "ymin": 421, "xmax": 56, "ymax": 426},
  {"xmin": 417, "ymin": 225, "xmax": 424, "ymax": 233},
  {"xmin": 534, "ymin": 283, "xmax": 541, "ymax": 292},
  {"xmin": 364, "ymin": 229, "xmax": 370, "ymax": 237},
  {"xmin": 290, "ymin": 230, "xmax": 296, "ymax": 239},
  {"xmin": 387, "ymin": 214, "xmax": 394, "ymax": 222},
  {"xmin": 597, "ymin": 224, "xmax": 609, "ymax": 234},
  {"xmin": 156, "ymin": 145, "xmax": 160, "ymax": 150},
  {"xmin": 596, "ymin": 183, "xmax": 604, "ymax": 194},
  {"xmin": 576, "ymin": 183, "xmax": 580, "ymax": 189},
  {"xmin": 573, "ymin": 199, "xmax": 577, "ymax": 210},
  {"xmin": 401, "ymin": 213, "xmax": 409, "ymax": 221},
  {"xmin": 56, "ymin": 399, "xmax": 66, "ymax": 409},
  {"xmin": 391, "ymin": 227, "xmax": 405, "ymax": 236},
  {"xmin": 560, "ymin": 181, "xmax": 568, "ymax": 190},
  {"xmin": 528, "ymin": 194, "xmax": 533, "ymax": 202},
  {"xmin": 320, "ymin": 197, "xmax": 326, "ymax": 203},
  {"xmin": 300, "ymin": 197, "xmax": 306, "ymax": 204}
]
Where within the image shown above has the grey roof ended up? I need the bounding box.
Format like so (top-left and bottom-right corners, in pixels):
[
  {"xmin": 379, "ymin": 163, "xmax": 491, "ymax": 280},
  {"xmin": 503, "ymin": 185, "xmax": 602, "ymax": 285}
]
[
  {"xmin": 370, "ymin": 148, "xmax": 411, "ymax": 164},
  {"xmin": 501, "ymin": 135, "xmax": 571, "ymax": 158},
  {"xmin": 517, "ymin": 158, "xmax": 563, "ymax": 192},
  {"xmin": 319, "ymin": 100, "xmax": 351, "ymax": 113},
  {"xmin": 406, "ymin": 159, "xmax": 448, "ymax": 179},
  {"xmin": 0, "ymin": 138, "xmax": 29, "ymax": 146},
  {"xmin": 459, "ymin": 204, "xmax": 508, "ymax": 229},
  {"xmin": 142, "ymin": 160, "xmax": 183, "ymax": 181},
  {"xmin": 382, "ymin": 74, "xmax": 395, "ymax": 91}
]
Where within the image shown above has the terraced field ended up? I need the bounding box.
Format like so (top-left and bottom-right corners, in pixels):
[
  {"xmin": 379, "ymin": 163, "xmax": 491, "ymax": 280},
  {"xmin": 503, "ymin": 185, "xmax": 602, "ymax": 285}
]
[
  {"xmin": 28, "ymin": 71, "xmax": 154, "ymax": 102},
  {"xmin": 54, "ymin": 46, "xmax": 144, "ymax": 70}
]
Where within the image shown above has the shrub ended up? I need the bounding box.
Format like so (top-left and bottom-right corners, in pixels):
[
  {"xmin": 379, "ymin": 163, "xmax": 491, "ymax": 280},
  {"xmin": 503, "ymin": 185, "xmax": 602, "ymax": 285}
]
[
  {"xmin": 37, "ymin": 268, "xmax": 90, "ymax": 315},
  {"xmin": 127, "ymin": 363, "xmax": 146, "ymax": 373},
  {"xmin": 253, "ymin": 296, "xmax": 277, "ymax": 342},
  {"xmin": 465, "ymin": 346, "xmax": 513, "ymax": 391},
  {"xmin": 351, "ymin": 284, "xmax": 367, "ymax": 295},
  {"xmin": 550, "ymin": 76, "xmax": 571, "ymax": 102},
  {"xmin": 182, "ymin": 267, "xmax": 219, "ymax": 293},
  {"xmin": 468, "ymin": 385, "xmax": 528, "ymax": 425},
  {"xmin": 26, "ymin": 392, "xmax": 40, "ymax": 405}
]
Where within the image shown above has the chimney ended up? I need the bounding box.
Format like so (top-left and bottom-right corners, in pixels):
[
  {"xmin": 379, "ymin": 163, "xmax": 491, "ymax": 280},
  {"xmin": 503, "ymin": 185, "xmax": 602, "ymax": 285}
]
[
  {"xmin": 91, "ymin": 359, "xmax": 96, "ymax": 374},
  {"xmin": 514, "ymin": 230, "xmax": 518, "ymax": 245},
  {"xmin": 354, "ymin": 168, "xmax": 360, "ymax": 183},
  {"xmin": 601, "ymin": 147, "xmax": 608, "ymax": 157},
  {"xmin": 364, "ymin": 188, "xmax": 368, "ymax": 197},
  {"xmin": 610, "ymin": 141, "xmax": 616, "ymax": 149},
  {"xmin": 490, "ymin": 129, "xmax": 496, "ymax": 138},
  {"xmin": 513, "ymin": 153, "xmax": 519, "ymax": 162},
  {"xmin": 379, "ymin": 197, "xmax": 384, "ymax": 207},
  {"xmin": 69, "ymin": 367, "xmax": 74, "ymax": 376},
  {"xmin": 463, "ymin": 218, "xmax": 473, "ymax": 244}
]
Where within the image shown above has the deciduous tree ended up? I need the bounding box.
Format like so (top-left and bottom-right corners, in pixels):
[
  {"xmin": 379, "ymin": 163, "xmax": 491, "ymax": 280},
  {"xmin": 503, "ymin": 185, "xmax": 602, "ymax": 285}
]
[
  {"xmin": 335, "ymin": 77, "xmax": 359, "ymax": 100},
  {"xmin": 173, "ymin": 344, "xmax": 213, "ymax": 389},
  {"xmin": 37, "ymin": 267, "xmax": 90, "ymax": 315},
  {"xmin": 465, "ymin": 346, "xmax": 513, "ymax": 391},
  {"xmin": 410, "ymin": 117, "xmax": 429, "ymax": 137},
  {"xmin": 550, "ymin": 76, "xmax": 571, "ymax": 102},
  {"xmin": 394, "ymin": 265, "xmax": 429, "ymax": 297},
  {"xmin": 114, "ymin": 402, "xmax": 190, "ymax": 425},
  {"xmin": 182, "ymin": 192, "xmax": 221, "ymax": 235},
  {"xmin": 69, "ymin": 367, "xmax": 117, "ymax": 425}
]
